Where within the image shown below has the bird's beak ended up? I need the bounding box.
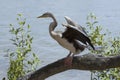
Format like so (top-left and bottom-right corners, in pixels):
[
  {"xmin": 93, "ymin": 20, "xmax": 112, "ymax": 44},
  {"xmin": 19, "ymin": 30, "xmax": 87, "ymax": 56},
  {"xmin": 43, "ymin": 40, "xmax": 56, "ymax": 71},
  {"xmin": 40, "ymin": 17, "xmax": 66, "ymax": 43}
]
[{"xmin": 37, "ymin": 15, "xmax": 43, "ymax": 18}]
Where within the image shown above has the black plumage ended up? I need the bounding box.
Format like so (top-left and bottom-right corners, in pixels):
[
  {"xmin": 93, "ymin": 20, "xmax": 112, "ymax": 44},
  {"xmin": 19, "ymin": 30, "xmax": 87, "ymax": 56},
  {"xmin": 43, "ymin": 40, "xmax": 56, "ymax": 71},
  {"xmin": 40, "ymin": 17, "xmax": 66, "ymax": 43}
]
[{"xmin": 62, "ymin": 24, "xmax": 95, "ymax": 51}]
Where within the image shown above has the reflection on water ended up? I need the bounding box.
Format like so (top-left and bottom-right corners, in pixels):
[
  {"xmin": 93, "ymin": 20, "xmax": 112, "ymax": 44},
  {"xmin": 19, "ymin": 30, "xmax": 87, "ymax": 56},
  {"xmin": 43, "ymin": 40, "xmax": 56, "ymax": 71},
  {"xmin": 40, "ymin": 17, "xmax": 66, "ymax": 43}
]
[{"xmin": 0, "ymin": 0, "xmax": 120, "ymax": 80}]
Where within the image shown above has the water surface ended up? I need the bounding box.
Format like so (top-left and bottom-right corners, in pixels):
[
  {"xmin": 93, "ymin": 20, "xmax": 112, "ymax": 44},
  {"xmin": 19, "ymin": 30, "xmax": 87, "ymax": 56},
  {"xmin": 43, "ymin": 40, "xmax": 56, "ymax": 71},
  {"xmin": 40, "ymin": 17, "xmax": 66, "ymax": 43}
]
[{"xmin": 0, "ymin": 0, "xmax": 120, "ymax": 80}]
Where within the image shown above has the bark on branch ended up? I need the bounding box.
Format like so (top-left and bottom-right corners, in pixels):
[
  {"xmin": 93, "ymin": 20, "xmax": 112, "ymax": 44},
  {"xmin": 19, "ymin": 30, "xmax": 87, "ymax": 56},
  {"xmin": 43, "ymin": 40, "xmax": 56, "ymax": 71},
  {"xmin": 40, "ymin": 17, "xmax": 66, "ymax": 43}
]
[{"xmin": 18, "ymin": 53, "xmax": 120, "ymax": 80}]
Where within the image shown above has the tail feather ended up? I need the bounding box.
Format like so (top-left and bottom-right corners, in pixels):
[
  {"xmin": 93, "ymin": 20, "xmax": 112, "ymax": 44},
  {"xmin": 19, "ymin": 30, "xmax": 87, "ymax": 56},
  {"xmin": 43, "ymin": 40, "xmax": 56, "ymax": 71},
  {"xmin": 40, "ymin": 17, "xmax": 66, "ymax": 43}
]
[{"xmin": 89, "ymin": 42, "xmax": 95, "ymax": 50}]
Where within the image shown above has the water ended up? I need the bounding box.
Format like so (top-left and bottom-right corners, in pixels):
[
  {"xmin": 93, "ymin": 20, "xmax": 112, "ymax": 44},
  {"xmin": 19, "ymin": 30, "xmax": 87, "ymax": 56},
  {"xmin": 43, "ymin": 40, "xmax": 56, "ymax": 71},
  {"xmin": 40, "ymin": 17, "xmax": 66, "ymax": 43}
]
[{"xmin": 0, "ymin": 0, "xmax": 120, "ymax": 80}]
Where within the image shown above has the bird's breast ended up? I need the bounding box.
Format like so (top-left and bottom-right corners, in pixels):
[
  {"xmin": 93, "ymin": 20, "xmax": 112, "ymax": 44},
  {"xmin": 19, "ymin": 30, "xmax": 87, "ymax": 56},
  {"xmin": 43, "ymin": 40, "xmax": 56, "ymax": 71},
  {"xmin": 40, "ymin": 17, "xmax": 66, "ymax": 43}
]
[
  {"xmin": 54, "ymin": 35, "xmax": 77, "ymax": 54},
  {"xmin": 51, "ymin": 32, "xmax": 82, "ymax": 54}
]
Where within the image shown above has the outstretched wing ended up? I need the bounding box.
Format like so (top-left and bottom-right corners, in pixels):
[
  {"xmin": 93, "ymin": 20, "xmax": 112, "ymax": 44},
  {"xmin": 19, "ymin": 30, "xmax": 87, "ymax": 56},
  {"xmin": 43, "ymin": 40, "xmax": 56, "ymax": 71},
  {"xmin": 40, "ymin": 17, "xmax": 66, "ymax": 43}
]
[
  {"xmin": 62, "ymin": 24, "xmax": 95, "ymax": 50},
  {"xmin": 64, "ymin": 16, "xmax": 88, "ymax": 35}
]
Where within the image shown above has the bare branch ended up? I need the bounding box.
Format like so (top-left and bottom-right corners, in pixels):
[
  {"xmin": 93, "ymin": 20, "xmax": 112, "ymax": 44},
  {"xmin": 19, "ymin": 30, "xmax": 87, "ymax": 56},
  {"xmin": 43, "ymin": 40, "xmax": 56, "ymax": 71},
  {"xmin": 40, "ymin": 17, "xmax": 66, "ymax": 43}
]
[{"xmin": 18, "ymin": 53, "xmax": 120, "ymax": 80}]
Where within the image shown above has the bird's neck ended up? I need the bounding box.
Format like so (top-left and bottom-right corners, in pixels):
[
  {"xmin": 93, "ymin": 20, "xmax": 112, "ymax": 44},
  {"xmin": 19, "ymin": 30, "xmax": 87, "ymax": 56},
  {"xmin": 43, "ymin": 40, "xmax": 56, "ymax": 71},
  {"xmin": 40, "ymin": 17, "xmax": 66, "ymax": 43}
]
[{"xmin": 49, "ymin": 15, "xmax": 57, "ymax": 36}]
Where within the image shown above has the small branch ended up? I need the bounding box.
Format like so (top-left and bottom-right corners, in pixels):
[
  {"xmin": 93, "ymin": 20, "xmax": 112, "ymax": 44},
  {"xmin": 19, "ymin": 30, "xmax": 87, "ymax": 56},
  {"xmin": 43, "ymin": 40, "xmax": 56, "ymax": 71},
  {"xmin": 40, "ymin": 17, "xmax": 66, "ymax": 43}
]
[{"xmin": 18, "ymin": 53, "xmax": 120, "ymax": 80}]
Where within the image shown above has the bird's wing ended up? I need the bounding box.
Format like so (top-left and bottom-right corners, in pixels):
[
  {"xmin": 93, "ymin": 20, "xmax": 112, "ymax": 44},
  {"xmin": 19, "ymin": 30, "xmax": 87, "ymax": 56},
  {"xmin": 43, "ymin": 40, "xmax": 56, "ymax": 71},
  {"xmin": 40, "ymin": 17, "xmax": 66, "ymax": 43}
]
[
  {"xmin": 77, "ymin": 24, "xmax": 88, "ymax": 36},
  {"xmin": 64, "ymin": 16, "xmax": 88, "ymax": 36},
  {"xmin": 64, "ymin": 16, "xmax": 76, "ymax": 26},
  {"xmin": 62, "ymin": 24, "xmax": 95, "ymax": 50}
]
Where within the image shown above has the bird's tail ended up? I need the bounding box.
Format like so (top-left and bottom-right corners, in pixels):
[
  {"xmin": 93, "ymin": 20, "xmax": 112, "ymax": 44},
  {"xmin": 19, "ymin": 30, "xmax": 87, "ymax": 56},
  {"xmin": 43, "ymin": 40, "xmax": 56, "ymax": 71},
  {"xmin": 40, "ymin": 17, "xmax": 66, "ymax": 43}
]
[
  {"xmin": 87, "ymin": 41, "xmax": 95, "ymax": 50},
  {"xmin": 89, "ymin": 43, "xmax": 95, "ymax": 50}
]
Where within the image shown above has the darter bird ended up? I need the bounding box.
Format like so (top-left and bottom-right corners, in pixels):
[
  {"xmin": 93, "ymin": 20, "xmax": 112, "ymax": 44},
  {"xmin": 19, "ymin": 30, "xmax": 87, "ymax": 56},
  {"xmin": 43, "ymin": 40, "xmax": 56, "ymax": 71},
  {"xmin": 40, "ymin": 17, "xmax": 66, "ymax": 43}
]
[{"xmin": 37, "ymin": 12, "xmax": 95, "ymax": 66}]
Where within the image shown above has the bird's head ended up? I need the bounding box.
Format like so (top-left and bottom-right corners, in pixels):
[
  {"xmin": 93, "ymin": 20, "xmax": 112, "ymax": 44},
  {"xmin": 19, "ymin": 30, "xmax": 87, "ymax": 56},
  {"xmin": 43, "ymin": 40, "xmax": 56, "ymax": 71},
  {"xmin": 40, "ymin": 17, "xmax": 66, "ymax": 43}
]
[{"xmin": 37, "ymin": 12, "xmax": 53, "ymax": 18}]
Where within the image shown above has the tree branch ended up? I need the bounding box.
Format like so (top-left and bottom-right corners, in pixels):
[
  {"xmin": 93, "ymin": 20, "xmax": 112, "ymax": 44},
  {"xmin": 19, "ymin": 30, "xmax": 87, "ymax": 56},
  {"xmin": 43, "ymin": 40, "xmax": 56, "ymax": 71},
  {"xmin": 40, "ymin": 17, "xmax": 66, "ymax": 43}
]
[{"xmin": 18, "ymin": 53, "xmax": 120, "ymax": 80}]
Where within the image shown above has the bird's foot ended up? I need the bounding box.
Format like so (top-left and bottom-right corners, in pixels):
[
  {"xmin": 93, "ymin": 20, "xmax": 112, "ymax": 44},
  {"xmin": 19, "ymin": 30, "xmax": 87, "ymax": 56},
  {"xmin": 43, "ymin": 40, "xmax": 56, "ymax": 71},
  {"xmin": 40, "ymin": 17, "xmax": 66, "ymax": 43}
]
[{"xmin": 64, "ymin": 57, "xmax": 73, "ymax": 67}]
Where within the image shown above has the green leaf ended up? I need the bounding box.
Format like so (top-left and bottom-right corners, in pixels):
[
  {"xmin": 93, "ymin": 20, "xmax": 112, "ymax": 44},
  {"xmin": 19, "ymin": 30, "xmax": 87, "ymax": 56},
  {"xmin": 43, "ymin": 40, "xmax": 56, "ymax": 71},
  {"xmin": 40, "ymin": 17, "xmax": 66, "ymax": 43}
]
[
  {"xmin": 30, "ymin": 37, "xmax": 33, "ymax": 43},
  {"xmin": 17, "ymin": 14, "xmax": 22, "ymax": 17},
  {"xmin": 10, "ymin": 24, "xmax": 13, "ymax": 26},
  {"xmin": 16, "ymin": 18, "xmax": 19, "ymax": 21},
  {"xmin": 27, "ymin": 34, "xmax": 30, "ymax": 38},
  {"xmin": 13, "ymin": 43, "xmax": 18, "ymax": 46},
  {"xmin": 19, "ymin": 21, "xmax": 25, "ymax": 25},
  {"xmin": 27, "ymin": 24, "xmax": 31, "ymax": 29}
]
